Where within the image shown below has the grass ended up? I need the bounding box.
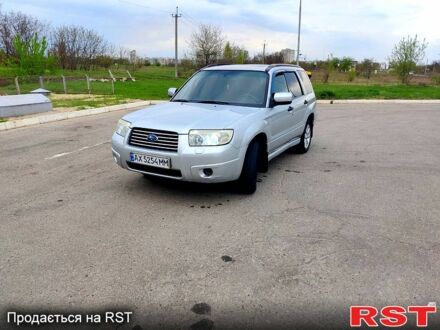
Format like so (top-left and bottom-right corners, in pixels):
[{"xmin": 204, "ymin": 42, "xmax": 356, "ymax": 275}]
[
  {"xmin": 0, "ymin": 117, "xmax": 7, "ymax": 122},
  {"xmin": 50, "ymin": 95, "xmax": 134, "ymax": 109},
  {"xmin": 313, "ymin": 83, "xmax": 440, "ymax": 100},
  {"xmin": 0, "ymin": 66, "xmax": 186, "ymax": 100},
  {"xmin": 1, "ymin": 66, "xmax": 439, "ymax": 104}
]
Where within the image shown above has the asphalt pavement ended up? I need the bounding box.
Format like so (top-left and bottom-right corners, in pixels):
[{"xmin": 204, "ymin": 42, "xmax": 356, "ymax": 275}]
[{"xmin": 1, "ymin": 103, "xmax": 439, "ymax": 329}]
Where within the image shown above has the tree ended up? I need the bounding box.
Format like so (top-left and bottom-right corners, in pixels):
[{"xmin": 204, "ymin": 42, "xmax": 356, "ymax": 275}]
[
  {"xmin": 13, "ymin": 33, "xmax": 49, "ymax": 75},
  {"xmin": 264, "ymin": 52, "xmax": 284, "ymax": 64},
  {"xmin": 235, "ymin": 47, "xmax": 249, "ymax": 64},
  {"xmin": 223, "ymin": 41, "xmax": 233, "ymax": 63},
  {"xmin": 51, "ymin": 25, "xmax": 108, "ymax": 70},
  {"xmin": 94, "ymin": 55, "xmax": 113, "ymax": 69},
  {"xmin": 329, "ymin": 57, "xmax": 340, "ymax": 70},
  {"xmin": 358, "ymin": 58, "xmax": 380, "ymax": 79},
  {"xmin": 322, "ymin": 56, "xmax": 337, "ymax": 83},
  {"xmin": 340, "ymin": 57, "xmax": 354, "ymax": 72},
  {"xmin": 389, "ymin": 35, "xmax": 428, "ymax": 84},
  {"xmin": 0, "ymin": 9, "xmax": 46, "ymax": 57},
  {"xmin": 189, "ymin": 24, "xmax": 224, "ymax": 66},
  {"xmin": 223, "ymin": 42, "xmax": 249, "ymax": 64},
  {"xmin": 0, "ymin": 48, "xmax": 6, "ymax": 65}
]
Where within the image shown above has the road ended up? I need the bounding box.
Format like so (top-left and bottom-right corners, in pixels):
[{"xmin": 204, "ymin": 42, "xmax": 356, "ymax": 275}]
[{"xmin": 1, "ymin": 103, "xmax": 440, "ymax": 329}]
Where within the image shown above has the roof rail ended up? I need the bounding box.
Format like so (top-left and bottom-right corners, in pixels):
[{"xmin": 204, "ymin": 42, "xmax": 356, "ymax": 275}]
[
  {"xmin": 202, "ymin": 63, "xmax": 228, "ymax": 69},
  {"xmin": 265, "ymin": 64, "xmax": 300, "ymax": 72}
]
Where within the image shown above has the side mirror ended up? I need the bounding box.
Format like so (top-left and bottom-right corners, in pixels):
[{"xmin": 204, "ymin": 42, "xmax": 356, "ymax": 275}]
[
  {"xmin": 168, "ymin": 87, "xmax": 177, "ymax": 97},
  {"xmin": 273, "ymin": 92, "xmax": 293, "ymax": 105}
]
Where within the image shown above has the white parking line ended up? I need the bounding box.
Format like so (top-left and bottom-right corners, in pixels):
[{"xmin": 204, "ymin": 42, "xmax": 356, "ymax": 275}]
[{"xmin": 45, "ymin": 141, "xmax": 110, "ymax": 160}]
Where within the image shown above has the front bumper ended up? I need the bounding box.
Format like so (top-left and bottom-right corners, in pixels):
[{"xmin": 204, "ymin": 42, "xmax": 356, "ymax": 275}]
[{"xmin": 111, "ymin": 132, "xmax": 246, "ymax": 183}]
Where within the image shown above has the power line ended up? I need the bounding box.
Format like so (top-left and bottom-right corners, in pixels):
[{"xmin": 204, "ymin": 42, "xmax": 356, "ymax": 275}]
[
  {"xmin": 181, "ymin": 16, "xmax": 198, "ymax": 30},
  {"xmin": 118, "ymin": 0, "xmax": 170, "ymax": 14},
  {"xmin": 180, "ymin": 11, "xmax": 201, "ymax": 27}
]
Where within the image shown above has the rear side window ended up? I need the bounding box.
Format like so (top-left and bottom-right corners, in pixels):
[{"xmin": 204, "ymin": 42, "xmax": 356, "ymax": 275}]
[
  {"xmin": 297, "ymin": 70, "xmax": 314, "ymax": 94},
  {"xmin": 271, "ymin": 73, "xmax": 289, "ymax": 94},
  {"xmin": 284, "ymin": 72, "xmax": 303, "ymax": 97}
]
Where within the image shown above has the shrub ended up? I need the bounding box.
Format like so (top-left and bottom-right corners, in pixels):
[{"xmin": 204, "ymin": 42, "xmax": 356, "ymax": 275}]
[
  {"xmin": 432, "ymin": 76, "xmax": 440, "ymax": 86},
  {"xmin": 347, "ymin": 70, "xmax": 356, "ymax": 82}
]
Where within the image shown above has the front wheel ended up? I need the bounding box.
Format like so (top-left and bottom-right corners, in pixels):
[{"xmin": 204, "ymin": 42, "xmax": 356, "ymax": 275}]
[
  {"xmin": 236, "ymin": 141, "xmax": 259, "ymax": 194},
  {"xmin": 294, "ymin": 121, "xmax": 313, "ymax": 154}
]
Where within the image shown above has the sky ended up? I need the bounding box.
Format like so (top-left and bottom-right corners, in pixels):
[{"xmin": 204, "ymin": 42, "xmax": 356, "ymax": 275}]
[{"xmin": 2, "ymin": 0, "xmax": 440, "ymax": 62}]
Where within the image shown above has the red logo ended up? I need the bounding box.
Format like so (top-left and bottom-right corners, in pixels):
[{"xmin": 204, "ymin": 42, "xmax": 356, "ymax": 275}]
[{"xmin": 350, "ymin": 305, "xmax": 437, "ymax": 327}]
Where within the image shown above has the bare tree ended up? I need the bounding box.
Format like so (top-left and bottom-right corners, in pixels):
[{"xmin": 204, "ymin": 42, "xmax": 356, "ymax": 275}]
[
  {"xmin": 264, "ymin": 52, "xmax": 284, "ymax": 64},
  {"xmin": 189, "ymin": 24, "xmax": 224, "ymax": 66},
  {"xmin": 0, "ymin": 9, "xmax": 46, "ymax": 57},
  {"xmin": 51, "ymin": 25, "xmax": 108, "ymax": 70}
]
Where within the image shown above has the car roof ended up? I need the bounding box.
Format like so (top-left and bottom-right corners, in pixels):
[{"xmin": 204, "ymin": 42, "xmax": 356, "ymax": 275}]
[{"xmin": 202, "ymin": 64, "xmax": 303, "ymax": 73}]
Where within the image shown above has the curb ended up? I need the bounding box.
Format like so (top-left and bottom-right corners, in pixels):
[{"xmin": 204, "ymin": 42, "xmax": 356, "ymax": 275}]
[
  {"xmin": 317, "ymin": 99, "xmax": 440, "ymax": 104},
  {"xmin": 0, "ymin": 100, "xmax": 166, "ymax": 131},
  {"xmin": 1, "ymin": 99, "xmax": 439, "ymax": 131}
]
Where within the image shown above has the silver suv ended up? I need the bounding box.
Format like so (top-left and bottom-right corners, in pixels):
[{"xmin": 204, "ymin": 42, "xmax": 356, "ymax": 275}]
[{"xmin": 111, "ymin": 64, "xmax": 316, "ymax": 193}]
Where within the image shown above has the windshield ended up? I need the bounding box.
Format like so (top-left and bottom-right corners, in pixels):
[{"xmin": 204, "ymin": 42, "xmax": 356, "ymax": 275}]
[{"xmin": 172, "ymin": 70, "xmax": 269, "ymax": 108}]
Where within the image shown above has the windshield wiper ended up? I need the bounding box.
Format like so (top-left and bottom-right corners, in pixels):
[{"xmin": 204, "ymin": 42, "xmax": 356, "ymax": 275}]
[
  {"xmin": 194, "ymin": 100, "xmax": 231, "ymax": 105},
  {"xmin": 172, "ymin": 99, "xmax": 190, "ymax": 102}
]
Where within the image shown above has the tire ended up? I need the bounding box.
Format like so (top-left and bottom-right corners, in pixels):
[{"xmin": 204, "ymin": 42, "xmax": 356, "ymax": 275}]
[
  {"xmin": 294, "ymin": 120, "xmax": 313, "ymax": 154},
  {"xmin": 237, "ymin": 141, "xmax": 259, "ymax": 194}
]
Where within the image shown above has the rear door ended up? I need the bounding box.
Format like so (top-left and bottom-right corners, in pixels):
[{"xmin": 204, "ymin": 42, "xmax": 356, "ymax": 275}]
[
  {"xmin": 266, "ymin": 72, "xmax": 296, "ymax": 152},
  {"xmin": 296, "ymin": 70, "xmax": 316, "ymax": 127},
  {"xmin": 284, "ymin": 71, "xmax": 307, "ymax": 138}
]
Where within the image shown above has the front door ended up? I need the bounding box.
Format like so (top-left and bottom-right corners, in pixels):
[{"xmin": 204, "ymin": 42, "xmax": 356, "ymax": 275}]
[{"xmin": 266, "ymin": 72, "xmax": 296, "ymax": 152}]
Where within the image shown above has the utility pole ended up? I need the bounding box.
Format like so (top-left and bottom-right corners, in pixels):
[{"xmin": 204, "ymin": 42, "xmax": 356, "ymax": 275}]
[
  {"xmin": 296, "ymin": 0, "xmax": 302, "ymax": 65},
  {"xmin": 262, "ymin": 41, "xmax": 267, "ymax": 64},
  {"xmin": 171, "ymin": 6, "xmax": 181, "ymax": 78}
]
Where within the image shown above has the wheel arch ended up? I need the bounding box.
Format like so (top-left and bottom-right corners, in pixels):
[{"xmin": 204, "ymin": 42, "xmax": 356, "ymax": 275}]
[
  {"xmin": 307, "ymin": 113, "xmax": 315, "ymax": 137},
  {"xmin": 248, "ymin": 132, "xmax": 268, "ymax": 173}
]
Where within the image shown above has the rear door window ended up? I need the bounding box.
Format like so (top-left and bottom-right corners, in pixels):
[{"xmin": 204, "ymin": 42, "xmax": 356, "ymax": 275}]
[
  {"xmin": 297, "ymin": 70, "xmax": 314, "ymax": 95},
  {"xmin": 285, "ymin": 72, "xmax": 304, "ymax": 97}
]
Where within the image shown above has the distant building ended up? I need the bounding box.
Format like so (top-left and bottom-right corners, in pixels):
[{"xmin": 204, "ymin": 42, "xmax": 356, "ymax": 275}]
[
  {"xmin": 129, "ymin": 50, "xmax": 137, "ymax": 64},
  {"xmin": 148, "ymin": 57, "xmax": 176, "ymax": 66},
  {"xmin": 280, "ymin": 48, "xmax": 296, "ymax": 63}
]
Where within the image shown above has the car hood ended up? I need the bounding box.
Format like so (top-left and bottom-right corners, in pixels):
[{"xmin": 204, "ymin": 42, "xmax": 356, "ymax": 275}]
[{"xmin": 123, "ymin": 102, "xmax": 259, "ymax": 134}]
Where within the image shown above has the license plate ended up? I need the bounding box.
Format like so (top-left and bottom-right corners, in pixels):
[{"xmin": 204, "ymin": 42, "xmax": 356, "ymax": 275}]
[{"xmin": 130, "ymin": 153, "xmax": 171, "ymax": 169}]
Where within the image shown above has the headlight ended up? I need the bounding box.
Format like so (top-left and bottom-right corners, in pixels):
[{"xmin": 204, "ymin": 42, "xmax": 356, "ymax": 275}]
[
  {"xmin": 115, "ymin": 119, "xmax": 131, "ymax": 137},
  {"xmin": 188, "ymin": 129, "xmax": 234, "ymax": 146}
]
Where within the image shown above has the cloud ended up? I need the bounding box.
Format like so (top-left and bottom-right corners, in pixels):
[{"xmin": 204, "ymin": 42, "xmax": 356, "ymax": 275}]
[{"xmin": 2, "ymin": 0, "xmax": 440, "ymax": 61}]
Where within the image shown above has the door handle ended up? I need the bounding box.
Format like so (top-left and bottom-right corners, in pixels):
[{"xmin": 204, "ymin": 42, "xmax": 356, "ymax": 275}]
[
  {"xmin": 288, "ymin": 106, "xmax": 294, "ymax": 112},
  {"xmin": 304, "ymin": 99, "xmax": 309, "ymax": 105}
]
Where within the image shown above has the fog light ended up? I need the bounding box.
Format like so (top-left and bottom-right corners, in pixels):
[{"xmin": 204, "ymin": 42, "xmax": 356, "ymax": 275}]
[
  {"xmin": 113, "ymin": 156, "xmax": 118, "ymax": 163},
  {"xmin": 203, "ymin": 168, "xmax": 213, "ymax": 177}
]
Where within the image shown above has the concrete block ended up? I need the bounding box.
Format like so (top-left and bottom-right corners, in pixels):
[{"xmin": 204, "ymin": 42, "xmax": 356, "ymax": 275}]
[{"xmin": 0, "ymin": 94, "xmax": 52, "ymax": 117}]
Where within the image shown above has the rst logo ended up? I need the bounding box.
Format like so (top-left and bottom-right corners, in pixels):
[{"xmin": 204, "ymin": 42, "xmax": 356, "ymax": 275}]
[{"xmin": 350, "ymin": 305, "xmax": 437, "ymax": 327}]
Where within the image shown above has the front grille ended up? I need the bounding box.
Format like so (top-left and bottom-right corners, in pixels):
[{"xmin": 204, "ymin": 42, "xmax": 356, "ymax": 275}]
[
  {"xmin": 127, "ymin": 161, "xmax": 182, "ymax": 178},
  {"xmin": 128, "ymin": 127, "xmax": 179, "ymax": 152}
]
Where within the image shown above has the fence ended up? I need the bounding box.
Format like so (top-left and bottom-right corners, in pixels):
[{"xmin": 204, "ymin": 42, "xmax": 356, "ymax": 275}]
[{"xmin": 0, "ymin": 75, "xmax": 118, "ymax": 96}]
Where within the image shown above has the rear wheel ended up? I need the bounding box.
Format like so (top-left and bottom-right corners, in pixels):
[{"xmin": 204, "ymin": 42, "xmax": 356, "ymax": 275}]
[
  {"xmin": 294, "ymin": 120, "xmax": 313, "ymax": 154},
  {"xmin": 236, "ymin": 141, "xmax": 259, "ymax": 194}
]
